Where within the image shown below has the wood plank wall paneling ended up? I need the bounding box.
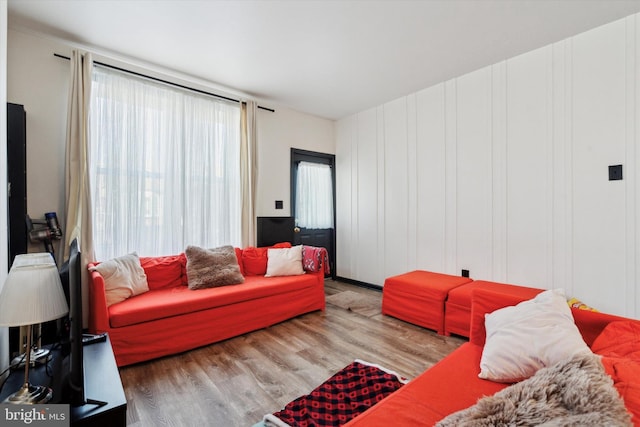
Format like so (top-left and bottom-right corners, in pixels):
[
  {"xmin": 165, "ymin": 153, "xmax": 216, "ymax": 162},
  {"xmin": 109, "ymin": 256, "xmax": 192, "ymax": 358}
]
[
  {"xmin": 491, "ymin": 61, "xmax": 508, "ymax": 284},
  {"xmin": 383, "ymin": 98, "xmax": 409, "ymax": 278},
  {"xmin": 416, "ymin": 84, "xmax": 447, "ymax": 273},
  {"xmin": 335, "ymin": 12, "xmax": 640, "ymax": 318},
  {"xmin": 635, "ymin": 13, "xmax": 640, "ymax": 317},
  {"xmin": 505, "ymin": 45, "xmax": 552, "ymax": 288},
  {"xmin": 571, "ymin": 19, "xmax": 627, "ymax": 314},
  {"xmin": 455, "ymin": 67, "xmax": 493, "ymax": 281},
  {"xmin": 356, "ymin": 108, "xmax": 378, "ymax": 284},
  {"xmin": 626, "ymin": 13, "xmax": 639, "ymax": 318}
]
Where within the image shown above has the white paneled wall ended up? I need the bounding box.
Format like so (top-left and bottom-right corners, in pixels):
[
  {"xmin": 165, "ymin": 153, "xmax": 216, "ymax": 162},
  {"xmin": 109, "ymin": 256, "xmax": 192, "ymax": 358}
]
[
  {"xmin": 504, "ymin": 46, "xmax": 552, "ymax": 288},
  {"xmin": 336, "ymin": 13, "xmax": 640, "ymax": 318}
]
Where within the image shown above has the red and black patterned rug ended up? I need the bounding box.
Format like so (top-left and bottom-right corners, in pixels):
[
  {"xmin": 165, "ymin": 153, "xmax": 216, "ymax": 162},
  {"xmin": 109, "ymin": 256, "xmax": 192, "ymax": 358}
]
[{"xmin": 261, "ymin": 359, "xmax": 408, "ymax": 427}]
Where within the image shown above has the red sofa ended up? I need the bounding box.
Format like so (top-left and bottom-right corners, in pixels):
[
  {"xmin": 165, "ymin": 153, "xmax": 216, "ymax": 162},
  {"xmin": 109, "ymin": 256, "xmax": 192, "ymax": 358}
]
[
  {"xmin": 88, "ymin": 248, "xmax": 326, "ymax": 367},
  {"xmin": 345, "ymin": 287, "xmax": 640, "ymax": 426}
]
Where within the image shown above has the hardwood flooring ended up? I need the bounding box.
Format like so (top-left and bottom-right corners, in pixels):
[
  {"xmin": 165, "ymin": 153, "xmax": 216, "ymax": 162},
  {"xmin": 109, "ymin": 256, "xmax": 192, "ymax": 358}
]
[{"xmin": 119, "ymin": 280, "xmax": 465, "ymax": 427}]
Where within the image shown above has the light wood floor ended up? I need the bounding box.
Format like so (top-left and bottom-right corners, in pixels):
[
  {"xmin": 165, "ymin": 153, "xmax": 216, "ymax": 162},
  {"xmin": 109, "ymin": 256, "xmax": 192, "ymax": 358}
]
[{"xmin": 119, "ymin": 280, "xmax": 465, "ymax": 427}]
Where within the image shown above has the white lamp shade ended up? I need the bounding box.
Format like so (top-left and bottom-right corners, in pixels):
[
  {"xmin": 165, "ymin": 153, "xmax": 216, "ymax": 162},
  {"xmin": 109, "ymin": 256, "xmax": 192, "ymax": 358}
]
[
  {"xmin": 12, "ymin": 252, "xmax": 56, "ymax": 267},
  {"xmin": 0, "ymin": 264, "xmax": 69, "ymax": 326}
]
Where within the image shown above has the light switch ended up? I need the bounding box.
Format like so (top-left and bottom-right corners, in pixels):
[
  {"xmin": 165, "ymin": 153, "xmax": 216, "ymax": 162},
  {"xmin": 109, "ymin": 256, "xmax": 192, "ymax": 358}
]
[{"xmin": 609, "ymin": 165, "xmax": 623, "ymax": 181}]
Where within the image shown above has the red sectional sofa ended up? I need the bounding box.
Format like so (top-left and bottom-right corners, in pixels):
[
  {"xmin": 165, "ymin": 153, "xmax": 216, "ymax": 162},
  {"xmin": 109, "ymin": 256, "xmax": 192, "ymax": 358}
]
[
  {"xmin": 346, "ymin": 287, "xmax": 640, "ymax": 426},
  {"xmin": 443, "ymin": 280, "xmax": 542, "ymax": 336},
  {"xmin": 88, "ymin": 248, "xmax": 326, "ymax": 367}
]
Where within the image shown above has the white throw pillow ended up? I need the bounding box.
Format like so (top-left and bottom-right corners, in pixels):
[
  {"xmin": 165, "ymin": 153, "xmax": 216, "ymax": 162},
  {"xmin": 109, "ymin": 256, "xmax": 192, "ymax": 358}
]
[
  {"xmin": 89, "ymin": 252, "xmax": 149, "ymax": 306},
  {"xmin": 479, "ymin": 289, "xmax": 591, "ymax": 383},
  {"xmin": 265, "ymin": 245, "xmax": 305, "ymax": 277}
]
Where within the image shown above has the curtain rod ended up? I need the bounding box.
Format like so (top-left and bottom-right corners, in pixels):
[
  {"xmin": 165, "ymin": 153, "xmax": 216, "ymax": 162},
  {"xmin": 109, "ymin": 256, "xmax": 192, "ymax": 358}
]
[{"xmin": 54, "ymin": 53, "xmax": 275, "ymax": 113}]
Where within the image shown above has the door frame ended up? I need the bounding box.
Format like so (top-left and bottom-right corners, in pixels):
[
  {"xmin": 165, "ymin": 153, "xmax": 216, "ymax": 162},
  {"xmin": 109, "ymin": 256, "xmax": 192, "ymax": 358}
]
[{"xmin": 290, "ymin": 148, "xmax": 336, "ymax": 278}]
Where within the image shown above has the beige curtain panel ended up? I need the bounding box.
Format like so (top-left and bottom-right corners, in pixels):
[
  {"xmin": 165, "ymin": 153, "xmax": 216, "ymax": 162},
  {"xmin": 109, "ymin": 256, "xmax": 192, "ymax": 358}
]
[
  {"xmin": 240, "ymin": 100, "xmax": 257, "ymax": 247},
  {"xmin": 63, "ymin": 50, "xmax": 94, "ymax": 326}
]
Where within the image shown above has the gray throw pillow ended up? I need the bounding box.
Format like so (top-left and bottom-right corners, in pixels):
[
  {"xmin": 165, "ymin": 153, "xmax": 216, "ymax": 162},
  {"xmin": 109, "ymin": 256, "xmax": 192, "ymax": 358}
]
[{"xmin": 185, "ymin": 245, "xmax": 244, "ymax": 290}]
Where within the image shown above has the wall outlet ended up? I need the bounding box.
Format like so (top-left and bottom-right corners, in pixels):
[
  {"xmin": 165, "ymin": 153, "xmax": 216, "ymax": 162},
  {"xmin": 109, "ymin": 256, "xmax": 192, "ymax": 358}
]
[
  {"xmin": 461, "ymin": 269, "xmax": 470, "ymax": 278},
  {"xmin": 275, "ymin": 200, "xmax": 283, "ymax": 209}
]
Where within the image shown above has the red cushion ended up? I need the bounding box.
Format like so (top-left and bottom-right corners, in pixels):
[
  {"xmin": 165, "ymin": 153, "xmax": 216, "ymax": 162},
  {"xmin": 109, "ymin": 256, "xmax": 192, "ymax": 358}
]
[
  {"xmin": 139, "ymin": 254, "xmax": 186, "ymax": 290},
  {"xmin": 592, "ymin": 321, "xmax": 640, "ymax": 362},
  {"xmin": 384, "ymin": 270, "xmax": 472, "ymax": 300},
  {"xmin": 235, "ymin": 247, "xmax": 244, "ymax": 276},
  {"xmin": 600, "ymin": 357, "xmax": 640, "ymax": 425},
  {"xmin": 448, "ymin": 280, "xmax": 541, "ymax": 306},
  {"xmin": 593, "ymin": 321, "xmax": 640, "ymax": 425},
  {"xmin": 241, "ymin": 242, "xmax": 292, "ymax": 276},
  {"xmin": 109, "ymin": 273, "xmax": 317, "ymax": 328},
  {"xmin": 242, "ymin": 247, "xmax": 269, "ymax": 276},
  {"xmin": 468, "ymin": 287, "xmax": 543, "ymax": 346}
]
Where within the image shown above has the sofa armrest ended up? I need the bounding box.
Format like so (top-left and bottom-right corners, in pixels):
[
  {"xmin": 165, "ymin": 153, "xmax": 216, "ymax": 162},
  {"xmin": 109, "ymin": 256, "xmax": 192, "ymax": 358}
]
[
  {"xmin": 469, "ymin": 288, "xmax": 539, "ymax": 346},
  {"xmin": 570, "ymin": 307, "xmax": 634, "ymax": 347},
  {"xmin": 88, "ymin": 262, "xmax": 111, "ymax": 333}
]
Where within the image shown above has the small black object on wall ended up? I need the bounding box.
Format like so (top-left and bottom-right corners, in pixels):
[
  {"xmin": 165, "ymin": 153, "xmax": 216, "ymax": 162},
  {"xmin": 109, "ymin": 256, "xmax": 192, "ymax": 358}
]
[{"xmin": 609, "ymin": 164, "xmax": 623, "ymax": 181}]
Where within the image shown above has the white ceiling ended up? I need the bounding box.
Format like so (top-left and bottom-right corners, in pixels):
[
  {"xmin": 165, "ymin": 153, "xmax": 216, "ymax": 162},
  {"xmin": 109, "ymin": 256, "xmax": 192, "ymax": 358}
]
[{"xmin": 8, "ymin": 0, "xmax": 640, "ymax": 120}]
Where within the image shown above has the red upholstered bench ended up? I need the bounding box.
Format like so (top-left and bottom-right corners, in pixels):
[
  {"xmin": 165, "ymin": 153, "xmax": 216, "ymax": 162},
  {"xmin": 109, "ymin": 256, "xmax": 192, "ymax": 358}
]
[
  {"xmin": 382, "ymin": 270, "xmax": 473, "ymax": 334},
  {"xmin": 443, "ymin": 280, "xmax": 543, "ymax": 337}
]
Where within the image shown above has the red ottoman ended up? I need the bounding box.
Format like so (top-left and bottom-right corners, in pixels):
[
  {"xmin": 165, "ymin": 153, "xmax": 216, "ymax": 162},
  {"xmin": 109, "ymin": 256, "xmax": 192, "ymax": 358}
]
[
  {"xmin": 444, "ymin": 280, "xmax": 543, "ymax": 337},
  {"xmin": 382, "ymin": 270, "xmax": 473, "ymax": 334}
]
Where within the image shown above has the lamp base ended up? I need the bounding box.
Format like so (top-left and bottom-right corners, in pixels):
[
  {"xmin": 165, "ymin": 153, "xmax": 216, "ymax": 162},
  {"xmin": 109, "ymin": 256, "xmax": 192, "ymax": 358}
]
[
  {"xmin": 10, "ymin": 348, "xmax": 51, "ymax": 369},
  {"xmin": 3, "ymin": 383, "xmax": 52, "ymax": 404}
]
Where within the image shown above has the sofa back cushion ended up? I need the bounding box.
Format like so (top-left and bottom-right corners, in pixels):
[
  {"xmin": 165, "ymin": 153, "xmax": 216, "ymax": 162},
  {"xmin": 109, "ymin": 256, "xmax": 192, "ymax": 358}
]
[
  {"xmin": 592, "ymin": 321, "xmax": 640, "ymax": 425},
  {"xmin": 139, "ymin": 254, "xmax": 186, "ymax": 290},
  {"xmin": 235, "ymin": 247, "xmax": 244, "ymax": 276},
  {"xmin": 470, "ymin": 287, "xmax": 638, "ymax": 348},
  {"xmin": 570, "ymin": 307, "xmax": 634, "ymax": 347},
  {"xmin": 241, "ymin": 242, "xmax": 292, "ymax": 276}
]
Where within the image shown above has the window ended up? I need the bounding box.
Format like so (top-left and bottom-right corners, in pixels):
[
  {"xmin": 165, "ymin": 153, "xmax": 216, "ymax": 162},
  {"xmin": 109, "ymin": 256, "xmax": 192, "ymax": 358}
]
[
  {"xmin": 90, "ymin": 66, "xmax": 241, "ymax": 259},
  {"xmin": 295, "ymin": 161, "xmax": 334, "ymax": 229}
]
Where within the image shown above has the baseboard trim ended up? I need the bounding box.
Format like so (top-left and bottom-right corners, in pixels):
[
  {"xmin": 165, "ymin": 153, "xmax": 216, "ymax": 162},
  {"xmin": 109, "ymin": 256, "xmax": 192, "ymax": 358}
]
[{"xmin": 333, "ymin": 276, "xmax": 382, "ymax": 292}]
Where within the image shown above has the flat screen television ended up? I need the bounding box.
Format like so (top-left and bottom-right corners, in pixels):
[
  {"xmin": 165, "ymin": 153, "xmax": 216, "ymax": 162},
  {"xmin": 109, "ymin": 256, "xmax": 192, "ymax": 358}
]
[
  {"xmin": 64, "ymin": 238, "xmax": 85, "ymax": 406},
  {"xmin": 60, "ymin": 238, "xmax": 106, "ymax": 409}
]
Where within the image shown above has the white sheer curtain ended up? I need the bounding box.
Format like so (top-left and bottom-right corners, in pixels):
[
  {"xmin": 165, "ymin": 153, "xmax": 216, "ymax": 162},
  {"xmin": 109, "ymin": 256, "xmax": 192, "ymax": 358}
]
[
  {"xmin": 295, "ymin": 161, "xmax": 334, "ymax": 229},
  {"xmin": 90, "ymin": 65, "xmax": 241, "ymax": 259}
]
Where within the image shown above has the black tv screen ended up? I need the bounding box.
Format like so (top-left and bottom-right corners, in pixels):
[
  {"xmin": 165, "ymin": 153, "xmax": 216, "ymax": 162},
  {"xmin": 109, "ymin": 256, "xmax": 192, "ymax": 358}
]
[{"xmin": 66, "ymin": 238, "xmax": 85, "ymax": 406}]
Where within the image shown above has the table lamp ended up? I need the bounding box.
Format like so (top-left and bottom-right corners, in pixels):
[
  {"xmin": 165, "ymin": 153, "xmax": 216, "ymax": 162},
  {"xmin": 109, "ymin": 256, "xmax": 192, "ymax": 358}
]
[
  {"xmin": 9, "ymin": 252, "xmax": 57, "ymax": 366},
  {"xmin": 12, "ymin": 252, "xmax": 56, "ymax": 268},
  {"xmin": 0, "ymin": 262, "xmax": 69, "ymax": 404}
]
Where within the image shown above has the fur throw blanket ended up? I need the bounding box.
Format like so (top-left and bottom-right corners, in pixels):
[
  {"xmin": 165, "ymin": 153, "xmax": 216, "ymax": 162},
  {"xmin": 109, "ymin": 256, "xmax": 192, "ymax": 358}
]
[{"xmin": 436, "ymin": 353, "xmax": 631, "ymax": 427}]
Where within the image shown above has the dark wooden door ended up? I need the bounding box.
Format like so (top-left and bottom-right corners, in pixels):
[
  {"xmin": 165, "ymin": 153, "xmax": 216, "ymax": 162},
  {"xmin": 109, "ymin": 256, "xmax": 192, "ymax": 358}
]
[{"xmin": 291, "ymin": 149, "xmax": 336, "ymax": 277}]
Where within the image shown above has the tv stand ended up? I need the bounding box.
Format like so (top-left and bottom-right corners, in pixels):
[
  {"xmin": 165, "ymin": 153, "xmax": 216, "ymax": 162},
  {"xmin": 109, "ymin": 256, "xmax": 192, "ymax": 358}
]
[{"xmin": 0, "ymin": 337, "xmax": 126, "ymax": 426}]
